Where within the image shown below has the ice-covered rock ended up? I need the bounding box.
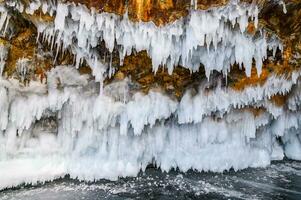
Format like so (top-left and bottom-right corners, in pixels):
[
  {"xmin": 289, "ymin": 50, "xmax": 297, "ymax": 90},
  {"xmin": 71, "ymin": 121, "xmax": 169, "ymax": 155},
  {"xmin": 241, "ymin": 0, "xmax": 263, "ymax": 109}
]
[
  {"xmin": 0, "ymin": 0, "xmax": 300, "ymax": 191},
  {"xmin": 22, "ymin": 0, "xmax": 281, "ymax": 81},
  {"xmin": 0, "ymin": 65, "xmax": 300, "ymax": 189}
]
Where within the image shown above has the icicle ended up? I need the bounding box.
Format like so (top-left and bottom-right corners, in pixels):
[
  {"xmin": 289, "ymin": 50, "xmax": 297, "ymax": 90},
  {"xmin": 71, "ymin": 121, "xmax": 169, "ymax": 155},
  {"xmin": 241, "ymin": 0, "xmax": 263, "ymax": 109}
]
[
  {"xmin": 279, "ymin": 0, "xmax": 287, "ymax": 14},
  {"xmin": 16, "ymin": 58, "xmax": 32, "ymax": 82},
  {"xmin": 109, "ymin": 53, "xmax": 113, "ymax": 78},
  {"xmin": 0, "ymin": 44, "xmax": 7, "ymax": 75},
  {"xmin": 191, "ymin": 0, "xmax": 198, "ymax": 10},
  {"xmin": 0, "ymin": 8, "xmax": 8, "ymax": 33},
  {"xmin": 2, "ymin": 14, "xmax": 10, "ymax": 36}
]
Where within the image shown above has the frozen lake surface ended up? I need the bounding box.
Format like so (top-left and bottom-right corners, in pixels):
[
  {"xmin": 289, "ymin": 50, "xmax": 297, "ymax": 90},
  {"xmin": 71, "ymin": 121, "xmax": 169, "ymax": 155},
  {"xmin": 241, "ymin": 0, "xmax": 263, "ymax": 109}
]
[{"xmin": 1, "ymin": 160, "xmax": 301, "ymax": 200}]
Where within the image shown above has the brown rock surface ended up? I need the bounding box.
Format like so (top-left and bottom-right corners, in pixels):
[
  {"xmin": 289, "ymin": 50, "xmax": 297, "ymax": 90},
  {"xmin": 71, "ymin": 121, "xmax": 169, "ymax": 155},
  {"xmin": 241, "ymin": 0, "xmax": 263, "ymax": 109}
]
[{"xmin": 70, "ymin": 0, "xmax": 229, "ymax": 26}]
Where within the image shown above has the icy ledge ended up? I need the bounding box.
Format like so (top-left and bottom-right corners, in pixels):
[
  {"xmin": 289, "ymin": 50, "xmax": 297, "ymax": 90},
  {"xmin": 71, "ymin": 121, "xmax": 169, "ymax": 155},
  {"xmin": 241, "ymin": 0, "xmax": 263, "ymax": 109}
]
[{"xmin": 0, "ymin": 66, "xmax": 301, "ymax": 189}]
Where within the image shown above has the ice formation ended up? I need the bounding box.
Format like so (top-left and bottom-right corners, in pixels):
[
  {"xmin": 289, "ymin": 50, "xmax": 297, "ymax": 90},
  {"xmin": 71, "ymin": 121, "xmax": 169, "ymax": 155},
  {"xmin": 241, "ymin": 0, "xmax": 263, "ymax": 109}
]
[
  {"xmin": 0, "ymin": 0, "xmax": 300, "ymax": 191},
  {"xmin": 0, "ymin": 44, "xmax": 7, "ymax": 76},
  {"xmin": 0, "ymin": 5, "xmax": 10, "ymax": 36},
  {"xmin": 0, "ymin": 64, "xmax": 300, "ymax": 189},
  {"xmin": 6, "ymin": 0, "xmax": 281, "ymax": 80}
]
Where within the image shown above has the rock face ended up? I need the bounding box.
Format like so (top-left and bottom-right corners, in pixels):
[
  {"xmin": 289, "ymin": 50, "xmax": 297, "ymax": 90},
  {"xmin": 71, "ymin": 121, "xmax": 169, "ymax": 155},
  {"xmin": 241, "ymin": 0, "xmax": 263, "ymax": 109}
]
[
  {"xmin": 0, "ymin": 0, "xmax": 300, "ymax": 190},
  {"xmin": 70, "ymin": 0, "xmax": 229, "ymax": 25}
]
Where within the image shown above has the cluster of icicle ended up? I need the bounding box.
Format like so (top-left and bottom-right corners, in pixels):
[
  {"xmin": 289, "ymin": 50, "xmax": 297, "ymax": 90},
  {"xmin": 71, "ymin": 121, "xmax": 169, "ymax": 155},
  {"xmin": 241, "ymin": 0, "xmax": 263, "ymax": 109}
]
[
  {"xmin": 0, "ymin": 65, "xmax": 300, "ymax": 189},
  {"xmin": 0, "ymin": 0, "xmax": 300, "ymax": 190},
  {"xmin": 6, "ymin": 0, "xmax": 281, "ymax": 81}
]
